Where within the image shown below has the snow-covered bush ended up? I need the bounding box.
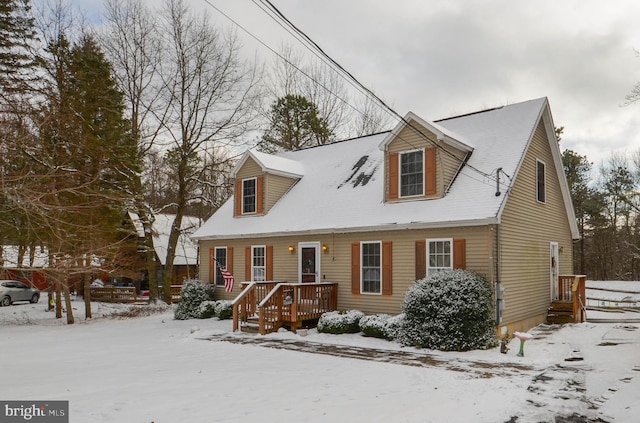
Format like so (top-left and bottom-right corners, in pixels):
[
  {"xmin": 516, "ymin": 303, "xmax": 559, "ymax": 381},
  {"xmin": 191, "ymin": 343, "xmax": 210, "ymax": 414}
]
[
  {"xmin": 174, "ymin": 280, "xmax": 214, "ymax": 320},
  {"xmin": 397, "ymin": 270, "xmax": 498, "ymax": 351},
  {"xmin": 317, "ymin": 310, "xmax": 364, "ymax": 334},
  {"xmin": 385, "ymin": 313, "xmax": 405, "ymax": 341},
  {"xmin": 214, "ymin": 300, "xmax": 232, "ymax": 320},
  {"xmin": 197, "ymin": 301, "xmax": 217, "ymax": 319},
  {"xmin": 359, "ymin": 314, "xmax": 394, "ymax": 339}
]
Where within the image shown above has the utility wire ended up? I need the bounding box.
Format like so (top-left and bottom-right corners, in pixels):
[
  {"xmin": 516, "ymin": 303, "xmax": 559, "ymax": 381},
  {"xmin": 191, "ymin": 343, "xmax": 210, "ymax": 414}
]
[
  {"xmin": 257, "ymin": 0, "xmax": 502, "ymax": 185},
  {"xmin": 204, "ymin": 0, "xmax": 509, "ymax": 190}
]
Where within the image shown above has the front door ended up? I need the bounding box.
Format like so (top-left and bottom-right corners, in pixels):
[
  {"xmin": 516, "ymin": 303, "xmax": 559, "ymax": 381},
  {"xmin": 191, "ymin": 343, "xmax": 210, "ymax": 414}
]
[
  {"xmin": 550, "ymin": 242, "xmax": 559, "ymax": 300},
  {"xmin": 299, "ymin": 242, "xmax": 320, "ymax": 283}
]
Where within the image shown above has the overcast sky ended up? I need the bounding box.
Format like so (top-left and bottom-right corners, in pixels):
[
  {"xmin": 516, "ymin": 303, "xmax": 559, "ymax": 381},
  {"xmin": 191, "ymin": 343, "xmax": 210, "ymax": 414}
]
[{"xmin": 68, "ymin": 0, "xmax": 640, "ymax": 170}]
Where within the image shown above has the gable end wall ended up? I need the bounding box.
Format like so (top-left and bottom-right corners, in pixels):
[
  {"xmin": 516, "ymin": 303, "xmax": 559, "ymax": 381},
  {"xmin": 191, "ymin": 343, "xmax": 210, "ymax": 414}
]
[{"xmin": 499, "ymin": 120, "xmax": 574, "ymax": 330}]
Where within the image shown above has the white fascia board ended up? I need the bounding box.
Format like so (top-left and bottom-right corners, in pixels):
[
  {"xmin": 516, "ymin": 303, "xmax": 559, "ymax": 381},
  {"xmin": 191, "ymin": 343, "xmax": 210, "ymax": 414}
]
[
  {"xmin": 230, "ymin": 150, "xmax": 303, "ymax": 179},
  {"xmin": 192, "ymin": 218, "xmax": 499, "ymax": 241},
  {"xmin": 379, "ymin": 112, "xmax": 473, "ymax": 153}
]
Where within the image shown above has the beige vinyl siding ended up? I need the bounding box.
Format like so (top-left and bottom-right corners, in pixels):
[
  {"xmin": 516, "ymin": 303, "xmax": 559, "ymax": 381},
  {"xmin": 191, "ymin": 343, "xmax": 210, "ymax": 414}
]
[
  {"xmin": 386, "ymin": 125, "xmax": 467, "ymax": 200},
  {"xmin": 499, "ymin": 120, "xmax": 574, "ymax": 328},
  {"xmin": 235, "ymin": 157, "xmax": 261, "ymax": 179},
  {"xmin": 199, "ymin": 225, "xmax": 493, "ymax": 315},
  {"xmin": 264, "ymin": 173, "xmax": 297, "ymax": 213},
  {"xmin": 234, "ymin": 158, "xmax": 297, "ymax": 215}
]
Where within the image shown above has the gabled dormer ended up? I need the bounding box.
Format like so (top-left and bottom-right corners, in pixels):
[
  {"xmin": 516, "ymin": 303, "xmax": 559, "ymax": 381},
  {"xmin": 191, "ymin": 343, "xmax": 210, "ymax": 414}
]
[
  {"xmin": 380, "ymin": 112, "xmax": 473, "ymax": 202},
  {"xmin": 230, "ymin": 150, "xmax": 304, "ymax": 217}
]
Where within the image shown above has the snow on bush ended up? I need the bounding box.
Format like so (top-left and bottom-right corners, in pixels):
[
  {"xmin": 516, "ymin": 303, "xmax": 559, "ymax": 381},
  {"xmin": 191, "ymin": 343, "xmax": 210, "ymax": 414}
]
[
  {"xmin": 174, "ymin": 280, "xmax": 214, "ymax": 320},
  {"xmin": 214, "ymin": 300, "xmax": 232, "ymax": 320},
  {"xmin": 359, "ymin": 314, "xmax": 394, "ymax": 339},
  {"xmin": 317, "ymin": 310, "xmax": 364, "ymax": 334},
  {"xmin": 397, "ymin": 270, "xmax": 498, "ymax": 351},
  {"xmin": 197, "ymin": 301, "xmax": 217, "ymax": 319}
]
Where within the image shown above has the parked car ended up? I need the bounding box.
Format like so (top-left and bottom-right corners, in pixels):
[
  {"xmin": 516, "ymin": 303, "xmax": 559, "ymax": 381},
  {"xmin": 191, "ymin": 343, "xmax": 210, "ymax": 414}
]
[{"xmin": 0, "ymin": 280, "xmax": 40, "ymax": 306}]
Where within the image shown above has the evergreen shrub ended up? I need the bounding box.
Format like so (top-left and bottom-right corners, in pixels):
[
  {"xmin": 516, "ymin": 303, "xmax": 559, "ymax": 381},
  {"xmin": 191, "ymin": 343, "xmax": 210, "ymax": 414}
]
[
  {"xmin": 174, "ymin": 280, "xmax": 214, "ymax": 320},
  {"xmin": 397, "ymin": 270, "xmax": 498, "ymax": 351},
  {"xmin": 214, "ymin": 300, "xmax": 233, "ymax": 320},
  {"xmin": 317, "ymin": 310, "xmax": 364, "ymax": 334},
  {"xmin": 197, "ymin": 301, "xmax": 217, "ymax": 319},
  {"xmin": 359, "ymin": 314, "xmax": 394, "ymax": 339}
]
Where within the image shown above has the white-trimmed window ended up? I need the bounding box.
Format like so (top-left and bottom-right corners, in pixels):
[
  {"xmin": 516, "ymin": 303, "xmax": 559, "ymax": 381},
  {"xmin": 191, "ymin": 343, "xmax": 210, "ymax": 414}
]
[
  {"xmin": 536, "ymin": 160, "xmax": 546, "ymax": 203},
  {"xmin": 252, "ymin": 245, "xmax": 266, "ymax": 281},
  {"xmin": 242, "ymin": 178, "xmax": 257, "ymax": 214},
  {"xmin": 427, "ymin": 239, "xmax": 452, "ymax": 276},
  {"xmin": 213, "ymin": 247, "xmax": 227, "ymax": 286},
  {"xmin": 400, "ymin": 150, "xmax": 424, "ymax": 197},
  {"xmin": 361, "ymin": 241, "xmax": 381, "ymax": 294}
]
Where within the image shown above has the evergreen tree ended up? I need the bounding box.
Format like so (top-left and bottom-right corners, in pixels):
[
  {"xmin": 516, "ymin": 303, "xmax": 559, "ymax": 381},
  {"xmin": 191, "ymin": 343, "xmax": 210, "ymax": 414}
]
[
  {"xmin": 27, "ymin": 32, "xmax": 138, "ymax": 322},
  {"xmin": 260, "ymin": 94, "xmax": 332, "ymax": 153},
  {"xmin": 0, "ymin": 0, "xmax": 36, "ymax": 94}
]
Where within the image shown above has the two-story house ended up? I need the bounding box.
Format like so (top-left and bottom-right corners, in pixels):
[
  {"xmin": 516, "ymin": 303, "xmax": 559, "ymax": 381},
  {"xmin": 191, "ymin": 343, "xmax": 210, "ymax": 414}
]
[{"xmin": 192, "ymin": 97, "xmax": 580, "ymax": 334}]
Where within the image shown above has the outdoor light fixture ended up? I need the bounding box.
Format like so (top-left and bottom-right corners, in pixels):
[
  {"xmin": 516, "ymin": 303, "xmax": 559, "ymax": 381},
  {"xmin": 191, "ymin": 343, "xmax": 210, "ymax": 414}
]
[
  {"xmin": 322, "ymin": 244, "xmax": 328, "ymax": 252},
  {"xmin": 288, "ymin": 245, "xmax": 295, "ymax": 253}
]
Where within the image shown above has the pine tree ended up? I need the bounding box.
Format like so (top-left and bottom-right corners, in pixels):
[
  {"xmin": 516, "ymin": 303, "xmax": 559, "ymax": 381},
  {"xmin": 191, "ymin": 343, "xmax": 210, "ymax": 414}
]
[
  {"xmin": 0, "ymin": 0, "xmax": 36, "ymax": 94},
  {"xmin": 260, "ymin": 94, "xmax": 332, "ymax": 153}
]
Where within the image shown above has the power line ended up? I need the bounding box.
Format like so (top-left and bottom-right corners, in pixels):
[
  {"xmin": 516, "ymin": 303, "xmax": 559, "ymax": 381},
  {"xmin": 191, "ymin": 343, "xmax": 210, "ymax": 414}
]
[
  {"xmin": 256, "ymin": 0, "xmax": 501, "ymax": 185},
  {"xmin": 204, "ymin": 0, "xmax": 508, "ymax": 191}
]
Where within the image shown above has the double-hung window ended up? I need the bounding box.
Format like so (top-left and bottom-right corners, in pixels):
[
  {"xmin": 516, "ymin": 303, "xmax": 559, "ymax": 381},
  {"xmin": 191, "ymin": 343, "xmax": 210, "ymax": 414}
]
[
  {"xmin": 361, "ymin": 241, "xmax": 381, "ymax": 294},
  {"xmin": 400, "ymin": 150, "xmax": 424, "ymax": 197},
  {"xmin": 213, "ymin": 247, "xmax": 227, "ymax": 287},
  {"xmin": 427, "ymin": 239, "xmax": 452, "ymax": 277},
  {"xmin": 536, "ymin": 160, "xmax": 546, "ymax": 203},
  {"xmin": 252, "ymin": 245, "xmax": 266, "ymax": 281},
  {"xmin": 242, "ymin": 178, "xmax": 256, "ymax": 214}
]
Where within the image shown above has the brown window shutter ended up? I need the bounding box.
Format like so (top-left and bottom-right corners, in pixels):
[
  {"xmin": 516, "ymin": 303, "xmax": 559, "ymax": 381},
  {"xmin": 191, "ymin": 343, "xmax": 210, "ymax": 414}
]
[
  {"xmin": 388, "ymin": 153, "xmax": 399, "ymax": 200},
  {"xmin": 227, "ymin": 247, "xmax": 233, "ymax": 275},
  {"xmin": 351, "ymin": 243, "xmax": 360, "ymax": 294},
  {"xmin": 209, "ymin": 248, "xmax": 215, "ymax": 284},
  {"xmin": 382, "ymin": 241, "xmax": 393, "ymax": 295},
  {"xmin": 415, "ymin": 240, "xmax": 426, "ymax": 280},
  {"xmin": 256, "ymin": 176, "xmax": 264, "ymax": 214},
  {"xmin": 453, "ymin": 239, "xmax": 466, "ymax": 270},
  {"xmin": 234, "ymin": 180, "xmax": 242, "ymax": 217},
  {"xmin": 266, "ymin": 245, "xmax": 273, "ymax": 281},
  {"xmin": 245, "ymin": 246, "xmax": 251, "ymax": 281},
  {"xmin": 425, "ymin": 147, "xmax": 436, "ymax": 195}
]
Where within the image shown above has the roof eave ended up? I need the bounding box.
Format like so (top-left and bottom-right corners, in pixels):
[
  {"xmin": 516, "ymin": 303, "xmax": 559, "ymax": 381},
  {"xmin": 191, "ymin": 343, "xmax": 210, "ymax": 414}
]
[{"xmin": 192, "ymin": 218, "xmax": 500, "ymax": 241}]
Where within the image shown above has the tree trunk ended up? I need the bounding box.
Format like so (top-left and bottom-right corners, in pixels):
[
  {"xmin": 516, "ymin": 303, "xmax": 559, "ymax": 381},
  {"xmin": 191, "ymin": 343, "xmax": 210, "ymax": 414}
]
[
  {"xmin": 55, "ymin": 280, "xmax": 62, "ymax": 319},
  {"xmin": 63, "ymin": 280, "xmax": 74, "ymax": 325},
  {"xmin": 84, "ymin": 278, "xmax": 91, "ymax": 319}
]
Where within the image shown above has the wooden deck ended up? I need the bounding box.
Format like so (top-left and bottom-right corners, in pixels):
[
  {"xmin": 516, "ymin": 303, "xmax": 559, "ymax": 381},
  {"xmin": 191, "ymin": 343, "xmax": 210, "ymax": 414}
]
[
  {"xmin": 547, "ymin": 275, "xmax": 587, "ymax": 324},
  {"xmin": 232, "ymin": 281, "xmax": 338, "ymax": 335}
]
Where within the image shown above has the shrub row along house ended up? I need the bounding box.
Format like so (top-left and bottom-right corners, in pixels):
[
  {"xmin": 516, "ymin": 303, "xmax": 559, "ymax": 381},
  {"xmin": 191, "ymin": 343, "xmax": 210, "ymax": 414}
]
[{"xmin": 192, "ymin": 97, "xmax": 580, "ymax": 334}]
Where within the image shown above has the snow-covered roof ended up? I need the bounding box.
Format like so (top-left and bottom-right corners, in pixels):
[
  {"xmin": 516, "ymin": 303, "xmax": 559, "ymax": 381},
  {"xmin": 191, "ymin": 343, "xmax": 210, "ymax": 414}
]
[
  {"xmin": 379, "ymin": 111, "xmax": 474, "ymax": 153},
  {"xmin": 193, "ymin": 98, "xmax": 578, "ymax": 240},
  {"xmin": 230, "ymin": 149, "xmax": 304, "ymax": 179},
  {"xmin": 129, "ymin": 213, "xmax": 201, "ymax": 266},
  {"xmin": 1, "ymin": 245, "xmax": 49, "ymax": 268}
]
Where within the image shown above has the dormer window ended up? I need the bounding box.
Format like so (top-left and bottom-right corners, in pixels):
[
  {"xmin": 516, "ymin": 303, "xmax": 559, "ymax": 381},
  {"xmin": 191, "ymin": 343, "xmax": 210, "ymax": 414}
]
[
  {"xmin": 400, "ymin": 150, "xmax": 424, "ymax": 197},
  {"xmin": 242, "ymin": 178, "xmax": 257, "ymax": 214}
]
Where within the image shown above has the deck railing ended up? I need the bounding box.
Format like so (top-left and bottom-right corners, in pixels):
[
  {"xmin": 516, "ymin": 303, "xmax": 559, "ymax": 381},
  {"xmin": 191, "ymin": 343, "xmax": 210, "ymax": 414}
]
[
  {"xmin": 231, "ymin": 281, "xmax": 280, "ymax": 332},
  {"xmin": 257, "ymin": 282, "xmax": 338, "ymax": 335},
  {"xmin": 556, "ymin": 275, "xmax": 587, "ymax": 323},
  {"xmin": 232, "ymin": 281, "xmax": 338, "ymax": 334}
]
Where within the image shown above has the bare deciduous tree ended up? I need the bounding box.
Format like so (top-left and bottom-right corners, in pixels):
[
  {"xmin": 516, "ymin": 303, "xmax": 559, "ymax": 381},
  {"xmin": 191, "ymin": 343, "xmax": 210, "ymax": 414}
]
[{"xmin": 152, "ymin": 0, "xmax": 261, "ymax": 302}]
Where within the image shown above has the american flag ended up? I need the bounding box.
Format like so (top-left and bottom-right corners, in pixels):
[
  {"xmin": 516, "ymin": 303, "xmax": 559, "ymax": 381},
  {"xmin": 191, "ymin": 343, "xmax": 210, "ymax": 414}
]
[{"xmin": 221, "ymin": 268, "xmax": 234, "ymax": 293}]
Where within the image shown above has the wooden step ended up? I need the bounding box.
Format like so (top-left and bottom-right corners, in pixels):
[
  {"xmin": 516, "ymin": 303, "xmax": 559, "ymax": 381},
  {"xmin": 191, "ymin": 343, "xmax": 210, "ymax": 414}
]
[
  {"xmin": 550, "ymin": 301, "xmax": 573, "ymax": 311},
  {"xmin": 546, "ymin": 314, "xmax": 576, "ymax": 324}
]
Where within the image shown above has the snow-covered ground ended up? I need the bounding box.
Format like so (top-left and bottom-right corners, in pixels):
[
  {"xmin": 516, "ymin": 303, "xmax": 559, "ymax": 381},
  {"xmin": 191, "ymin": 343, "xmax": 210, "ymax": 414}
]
[{"xmin": 2, "ymin": 284, "xmax": 640, "ymax": 423}]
